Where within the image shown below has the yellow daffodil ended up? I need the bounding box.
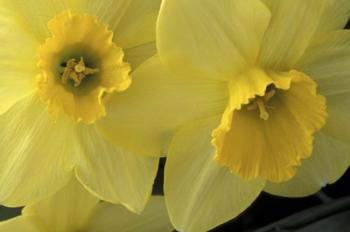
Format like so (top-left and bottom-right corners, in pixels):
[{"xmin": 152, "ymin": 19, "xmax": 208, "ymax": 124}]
[
  {"xmin": 0, "ymin": 0, "xmax": 162, "ymax": 213},
  {"xmin": 0, "ymin": 177, "xmax": 173, "ymax": 232},
  {"xmin": 119, "ymin": 0, "xmax": 350, "ymax": 231}
]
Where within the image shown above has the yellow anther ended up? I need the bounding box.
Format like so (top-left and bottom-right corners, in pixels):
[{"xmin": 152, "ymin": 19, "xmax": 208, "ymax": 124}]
[
  {"xmin": 61, "ymin": 57, "xmax": 99, "ymax": 87},
  {"xmin": 256, "ymin": 99, "xmax": 269, "ymax": 120}
]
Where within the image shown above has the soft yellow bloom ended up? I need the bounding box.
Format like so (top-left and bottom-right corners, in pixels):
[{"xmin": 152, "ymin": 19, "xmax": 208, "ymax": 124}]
[
  {"xmin": 0, "ymin": 0, "xmax": 162, "ymax": 212},
  {"xmin": 123, "ymin": 0, "xmax": 349, "ymax": 231},
  {"xmin": 0, "ymin": 177, "xmax": 173, "ymax": 232}
]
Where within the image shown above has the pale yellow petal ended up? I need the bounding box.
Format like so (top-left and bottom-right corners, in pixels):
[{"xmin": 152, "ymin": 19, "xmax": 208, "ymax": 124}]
[
  {"xmin": 85, "ymin": 196, "xmax": 173, "ymax": 232},
  {"xmin": 75, "ymin": 124, "xmax": 159, "ymax": 213},
  {"xmin": 158, "ymin": 0, "xmax": 271, "ymax": 80},
  {"xmin": 0, "ymin": 216, "xmax": 40, "ymax": 232},
  {"xmin": 297, "ymin": 31, "xmax": 350, "ymax": 96},
  {"xmin": 112, "ymin": 0, "xmax": 161, "ymax": 49},
  {"xmin": 2, "ymin": 0, "xmax": 160, "ymax": 50},
  {"xmin": 264, "ymin": 133, "xmax": 350, "ymax": 197},
  {"xmin": 0, "ymin": 95, "xmax": 75, "ymax": 206},
  {"xmin": 98, "ymin": 56, "xmax": 227, "ymax": 156},
  {"xmin": 259, "ymin": 0, "xmax": 328, "ymax": 69},
  {"xmin": 0, "ymin": 7, "xmax": 38, "ymax": 115},
  {"xmin": 314, "ymin": 0, "xmax": 350, "ymax": 35},
  {"xmin": 322, "ymin": 93, "xmax": 350, "ymax": 144},
  {"xmin": 165, "ymin": 117, "xmax": 265, "ymax": 232},
  {"xmin": 296, "ymin": 30, "xmax": 350, "ymax": 143},
  {"xmin": 1, "ymin": 0, "xmax": 80, "ymax": 41},
  {"xmin": 23, "ymin": 177, "xmax": 99, "ymax": 232},
  {"xmin": 80, "ymin": 0, "xmax": 131, "ymax": 32},
  {"xmin": 82, "ymin": 0, "xmax": 160, "ymax": 49},
  {"xmin": 124, "ymin": 42, "xmax": 156, "ymax": 70}
]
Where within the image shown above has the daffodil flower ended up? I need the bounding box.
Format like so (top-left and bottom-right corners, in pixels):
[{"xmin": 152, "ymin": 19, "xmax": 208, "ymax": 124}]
[
  {"xmin": 0, "ymin": 0, "xmax": 162, "ymax": 213},
  {"xmin": 0, "ymin": 177, "xmax": 172, "ymax": 232},
  {"xmin": 124, "ymin": 0, "xmax": 349, "ymax": 231}
]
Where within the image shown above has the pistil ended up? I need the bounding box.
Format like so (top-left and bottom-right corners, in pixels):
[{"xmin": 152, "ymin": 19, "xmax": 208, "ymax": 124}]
[
  {"xmin": 61, "ymin": 57, "xmax": 99, "ymax": 87},
  {"xmin": 247, "ymin": 88, "xmax": 276, "ymax": 120}
]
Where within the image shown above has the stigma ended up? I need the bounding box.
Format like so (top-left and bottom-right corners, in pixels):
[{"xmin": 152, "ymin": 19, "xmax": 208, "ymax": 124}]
[
  {"xmin": 247, "ymin": 88, "xmax": 276, "ymax": 120},
  {"xmin": 61, "ymin": 57, "xmax": 99, "ymax": 87}
]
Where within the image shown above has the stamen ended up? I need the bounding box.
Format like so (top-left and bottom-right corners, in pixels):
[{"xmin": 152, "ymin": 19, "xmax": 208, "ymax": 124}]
[
  {"xmin": 61, "ymin": 57, "xmax": 99, "ymax": 87},
  {"xmin": 256, "ymin": 99, "xmax": 269, "ymax": 120},
  {"xmin": 247, "ymin": 87, "xmax": 276, "ymax": 120},
  {"xmin": 264, "ymin": 89, "xmax": 276, "ymax": 102}
]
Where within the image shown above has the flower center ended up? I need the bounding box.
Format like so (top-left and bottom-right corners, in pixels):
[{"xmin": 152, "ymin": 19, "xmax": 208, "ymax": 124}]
[
  {"xmin": 212, "ymin": 69, "xmax": 327, "ymax": 182},
  {"xmin": 37, "ymin": 11, "xmax": 131, "ymax": 123},
  {"xmin": 247, "ymin": 85, "xmax": 276, "ymax": 120},
  {"xmin": 61, "ymin": 57, "xmax": 99, "ymax": 87}
]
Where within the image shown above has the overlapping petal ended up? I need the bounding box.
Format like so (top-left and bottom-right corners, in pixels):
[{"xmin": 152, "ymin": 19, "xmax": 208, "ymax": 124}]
[
  {"xmin": 259, "ymin": 0, "xmax": 328, "ymax": 69},
  {"xmin": 98, "ymin": 56, "xmax": 227, "ymax": 156},
  {"xmin": 1, "ymin": 0, "xmax": 79, "ymax": 41},
  {"xmin": 0, "ymin": 7, "xmax": 38, "ymax": 115},
  {"xmin": 0, "ymin": 95, "xmax": 75, "ymax": 206},
  {"xmin": 2, "ymin": 0, "xmax": 161, "ymax": 52},
  {"xmin": 110, "ymin": 0, "xmax": 161, "ymax": 49},
  {"xmin": 82, "ymin": 0, "xmax": 161, "ymax": 65},
  {"xmin": 264, "ymin": 133, "xmax": 350, "ymax": 197},
  {"xmin": 158, "ymin": 0, "xmax": 271, "ymax": 80},
  {"xmin": 22, "ymin": 177, "xmax": 99, "ymax": 232},
  {"xmin": 297, "ymin": 30, "xmax": 350, "ymax": 143},
  {"xmin": 165, "ymin": 117, "xmax": 265, "ymax": 232},
  {"xmin": 124, "ymin": 42, "xmax": 157, "ymax": 70},
  {"xmin": 85, "ymin": 197, "xmax": 173, "ymax": 232},
  {"xmin": 0, "ymin": 216, "xmax": 39, "ymax": 232},
  {"xmin": 75, "ymin": 124, "xmax": 159, "ymax": 213},
  {"xmin": 314, "ymin": 0, "xmax": 350, "ymax": 35}
]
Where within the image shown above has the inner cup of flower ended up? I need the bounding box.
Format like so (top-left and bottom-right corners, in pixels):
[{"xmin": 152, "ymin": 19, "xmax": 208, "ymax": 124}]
[
  {"xmin": 36, "ymin": 11, "xmax": 131, "ymax": 124},
  {"xmin": 56, "ymin": 45, "xmax": 101, "ymax": 93}
]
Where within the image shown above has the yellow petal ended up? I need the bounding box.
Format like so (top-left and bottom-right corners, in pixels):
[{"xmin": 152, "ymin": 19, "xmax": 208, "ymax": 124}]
[
  {"xmin": 98, "ymin": 56, "xmax": 227, "ymax": 156},
  {"xmin": 0, "ymin": 7, "xmax": 38, "ymax": 115},
  {"xmin": 124, "ymin": 42, "xmax": 156, "ymax": 70},
  {"xmin": 112, "ymin": 0, "xmax": 161, "ymax": 49},
  {"xmin": 80, "ymin": 0, "xmax": 131, "ymax": 33},
  {"xmin": 322, "ymin": 93, "xmax": 350, "ymax": 144},
  {"xmin": 0, "ymin": 216, "xmax": 40, "ymax": 232},
  {"xmin": 165, "ymin": 117, "xmax": 265, "ymax": 232},
  {"xmin": 22, "ymin": 177, "xmax": 99, "ymax": 232},
  {"xmin": 264, "ymin": 133, "xmax": 350, "ymax": 197},
  {"xmin": 297, "ymin": 30, "xmax": 350, "ymax": 143},
  {"xmin": 213, "ymin": 70, "xmax": 327, "ymax": 182},
  {"xmin": 314, "ymin": 0, "xmax": 350, "ymax": 35},
  {"xmin": 1, "ymin": 0, "xmax": 81, "ymax": 41},
  {"xmin": 259, "ymin": 0, "xmax": 327, "ymax": 69},
  {"xmin": 157, "ymin": 0, "xmax": 271, "ymax": 80},
  {"xmin": 0, "ymin": 95, "xmax": 75, "ymax": 206},
  {"xmin": 85, "ymin": 196, "xmax": 173, "ymax": 232},
  {"xmin": 2, "ymin": 0, "xmax": 160, "ymax": 50},
  {"xmin": 81, "ymin": 0, "xmax": 160, "ymax": 49},
  {"xmin": 297, "ymin": 31, "xmax": 350, "ymax": 96},
  {"xmin": 75, "ymin": 124, "xmax": 159, "ymax": 213}
]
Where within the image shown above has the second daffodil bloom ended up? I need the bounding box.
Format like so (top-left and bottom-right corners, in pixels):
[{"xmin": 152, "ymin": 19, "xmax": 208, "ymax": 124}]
[
  {"xmin": 0, "ymin": 177, "xmax": 173, "ymax": 232},
  {"xmin": 0, "ymin": 0, "xmax": 162, "ymax": 212},
  {"xmin": 133, "ymin": 0, "xmax": 349, "ymax": 231}
]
